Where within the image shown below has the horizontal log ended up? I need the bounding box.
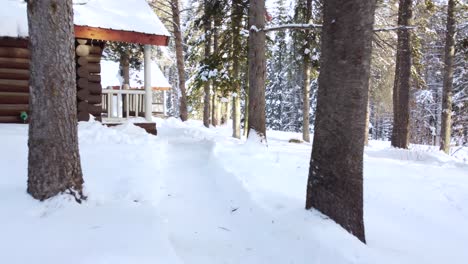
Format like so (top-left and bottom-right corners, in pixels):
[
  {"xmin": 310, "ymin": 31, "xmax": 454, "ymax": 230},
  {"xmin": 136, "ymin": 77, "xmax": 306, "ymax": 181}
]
[
  {"xmin": 77, "ymin": 56, "xmax": 88, "ymax": 66},
  {"xmin": 0, "ymin": 57, "xmax": 29, "ymax": 69},
  {"xmin": 77, "ymin": 77, "xmax": 88, "ymax": 89},
  {"xmin": 77, "ymin": 88, "xmax": 90, "ymax": 101},
  {"xmin": 0, "ymin": 104, "xmax": 28, "ymax": 116},
  {"xmin": 87, "ymin": 94, "xmax": 102, "ymax": 104},
  {"xmin": 76, "ymin": 39, "xmax": 88, "ymax": 45},
  {"xmin": 88, "ymin": 74, "xmax": 101, "ymax": 83},
  {"xmin": 0, "ymin": 37, "xmax": 29, "ymax": 48},
  {"xmin": 86, "ymin": 63, "xmax": 100, "ymax": 73},
  {"xmin": 77, "ymin": 110, "xmax": 90, "ymax": 121},
  {"xmin": 77, "ymin": 101, "xmax": 88, "ymax": 111},
  {"xmin": 0, "ymin": 47, "xmax": 30, "ymax": 59},
  {"xmin": 88, "ymin": 82, "xmax": 102, "ymax": 94},
  {"xmin": 0, "ymin": 79, "xmax": 29, "ymax": 92},
  {"xmin": 87, "ymin": 54, "xmax": 101, "ymax": 63},
  {"xmin": 77, "ymin": 66, "xmax": 89, "ymax": 78},
  {"xmin": 76, "ymin": 44, "xmax": 102, "ymax": 57},
  {"xmin": 0, "ymin": 92, "xmax": 29, "ymax": 104},
  {"xmin": 0, "ymin": 115, "xmax": 25, "ymax": 123},
  {"xmin": 0, "ymin": 68, "xmax": 29, "ymax": 80},
  {"xmin": 88, "ymin": 104, "xmax": 102, "ymax": 115}
]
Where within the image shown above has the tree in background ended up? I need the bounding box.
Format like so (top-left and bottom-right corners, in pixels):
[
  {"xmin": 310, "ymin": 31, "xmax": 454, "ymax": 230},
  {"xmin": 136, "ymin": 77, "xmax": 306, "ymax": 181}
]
[
  {"xmin": 306, "ymin": 0, "xmax": 376, "ymax": 243},
  {"xmin": 231, "ymin": 0, "xmax": 245, "ymax": 138},
  {"xmin": 248, "ymin": 0, "xmax": 267, "ymax": 139},
  {"xmin": 171, "ymin": 0, "xmax": 189, "ymax": 121},
  {"xmin": 26, "ymin": 0, "xmax": 84, "ymax": 201},
  {"xmin": 391, "ymin": 0, "xmax": 413, "ymax": 149},
  {"xmin": 440, "ymin": 0, "xmax": 457, "ymax": 153}
]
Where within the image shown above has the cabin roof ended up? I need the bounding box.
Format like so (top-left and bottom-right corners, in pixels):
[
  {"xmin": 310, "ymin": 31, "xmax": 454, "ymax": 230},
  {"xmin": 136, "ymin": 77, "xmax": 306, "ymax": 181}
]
[
  {"xmin": 0, "ymin": 0, "xmax": 170, "ymax": 46},
  {"xmin": 101, "ymin": 60, "xmax": 172, "ymax": 90}
]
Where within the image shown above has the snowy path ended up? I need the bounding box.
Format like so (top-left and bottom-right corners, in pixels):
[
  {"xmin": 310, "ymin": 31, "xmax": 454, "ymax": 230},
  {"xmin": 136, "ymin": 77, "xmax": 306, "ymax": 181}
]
[{"xmin": 155, "ymin": 126, "xmax": 375, "ymax": 264}]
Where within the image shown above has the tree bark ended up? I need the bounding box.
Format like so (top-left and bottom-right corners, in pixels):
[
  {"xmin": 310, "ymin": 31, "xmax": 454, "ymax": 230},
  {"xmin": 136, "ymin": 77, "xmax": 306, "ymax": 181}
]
[
  {"xmin": 391, "ymin": 0, "xmax": 412, "ymax": 149},
  {"xmin": 305, "ymin": 0, "xmax": 376, "ymax": 243},
  {"xmin": 203, "ymin": 0, "xmax": 212, "ymax": 128},
  {"xmin": 27, "ymin": 0, "xmax": 84, "ymax": 201},
  {"xmin": 231, "ymin": 0, "xmax": 243, "ymax": 138},
  {"xmin": 247, "ymin": 0, "xmax": 266, "ymax": 139},
  {"xmin": 440, "ymin": 0, "xmax": 456, "ymax": 154},
  {"xmin": 171, "ymin": 0, "xmax": 188, "ymax": 121},
  {"xmin": 302, "ymin": 0, "xmax": 313, "ymax": 142}
]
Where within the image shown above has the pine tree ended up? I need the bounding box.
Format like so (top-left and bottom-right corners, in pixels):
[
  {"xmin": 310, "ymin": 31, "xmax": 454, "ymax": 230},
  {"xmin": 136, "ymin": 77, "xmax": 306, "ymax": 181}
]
[
  {"xmin": 305, "ymin": 0, "xmax": 376, "ymax": 243},
  {"xmin": 27, "ymin": 0, "xmax": 84, "ymax": 201},
  {"xmin": 440, "ymin": 0, "xmax": 457, "ymax": 153},
  {"xmin": 391, "ymin": 0, "xmax": 413, "ymax": 149}
]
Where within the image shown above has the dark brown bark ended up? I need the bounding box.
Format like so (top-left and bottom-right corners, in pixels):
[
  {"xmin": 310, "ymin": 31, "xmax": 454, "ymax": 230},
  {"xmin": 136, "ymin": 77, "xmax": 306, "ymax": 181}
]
[
  {"xmin": 440, "ymin": 0, "xmax": 456, "ymax": 154},
  {"xmin": 247, "ymin": 0, "xmax": 266, "ymax": 139},
  {"xmin": 231, "ymin": 0, "xmax": 243, "ymax": 138},
  {"xmin": 212, "ymin": 15, "xmax": 220, "ymax": 127},
  {"xmin": 305, "ymin": 0, "xmax": 376, "ymax": 243},
  {"xmin": 27, "ymin": 0, "xmax": 84, "ymax": 201},
  {"xmin": 203, "ymin": 0, "xmax": 212, "ymax": 128},
  {"xmin": 391, "ymin": 0, "xmax": 412, "ymax": 149},
  {"xmin": 171, "ymin": 0, "xmax": 188, "ymax": 121}
]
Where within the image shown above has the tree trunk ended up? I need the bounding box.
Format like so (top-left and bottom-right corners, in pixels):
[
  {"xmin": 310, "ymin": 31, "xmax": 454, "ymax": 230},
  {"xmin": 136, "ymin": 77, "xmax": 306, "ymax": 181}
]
[
  {"xmin": 231, "ymin": 0, "xmax": 243, "ymax": 138},
  {"xmin": 120, "ymin": 53, "xmax": 130, "ymax": 85},
  {"xmin": 364, "ymin": 99, "xmax": 370, "ymax": 146},
  {"xmin": 172, "ymin": 0, "xmax": 188, "ymax": 121},
  {"xmin": 203, "ymin": 0, "xmax": 212, "ymax": 128},
  {"xmin": 302, "ymin": 0, "xmax": 313, "ymax": 142},
  {"xmin": 391, "ymin": 0, "xmax": 412, "ymax": 149},
  {"xmin": 211, "ymin": 14, "xmax": 220, "ymax": 127},
  {"xmin": 27, "ymin": 0, "xmax": 84, "ymax": 201},
  {"xmin": 247, "ymin": 0, "xmax": 266, "ymax": 139},
  {"xmin": 305, "ymin": 0, "xmax": 376, "ymax": 243},
  {"xmin": 440, "ymin": 0, "xmax": 456, "ymax": 154}
]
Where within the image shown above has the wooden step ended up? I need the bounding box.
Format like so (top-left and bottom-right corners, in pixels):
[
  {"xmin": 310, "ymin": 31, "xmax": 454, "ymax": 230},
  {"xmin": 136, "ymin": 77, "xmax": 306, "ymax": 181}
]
[{"xmin": 0, "ymin": 92, "xmax": 29, "ymax": 104}]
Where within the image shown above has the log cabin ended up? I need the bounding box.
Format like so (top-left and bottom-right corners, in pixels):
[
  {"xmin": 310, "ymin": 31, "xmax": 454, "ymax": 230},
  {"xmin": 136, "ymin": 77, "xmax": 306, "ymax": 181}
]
[{"xmin": 0, "ymin": 0, "xmax": 171, "ymax": 135}]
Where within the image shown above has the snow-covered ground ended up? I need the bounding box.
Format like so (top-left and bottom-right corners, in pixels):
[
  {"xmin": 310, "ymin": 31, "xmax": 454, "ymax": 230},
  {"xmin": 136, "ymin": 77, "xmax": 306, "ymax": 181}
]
[{"xmin": 1, "ymin": 118, "xmax": 467, "ymax": 264}]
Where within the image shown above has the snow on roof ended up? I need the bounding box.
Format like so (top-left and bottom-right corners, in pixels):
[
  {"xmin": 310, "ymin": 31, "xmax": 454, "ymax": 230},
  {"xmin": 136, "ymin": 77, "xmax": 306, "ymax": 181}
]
[
  {"xmin": 101, "ymin": 60, "xmax": 171, "ymax": 89},
  {"xmin": 0, "ymin": 0, "xmax": 170, "ymax": 38}
]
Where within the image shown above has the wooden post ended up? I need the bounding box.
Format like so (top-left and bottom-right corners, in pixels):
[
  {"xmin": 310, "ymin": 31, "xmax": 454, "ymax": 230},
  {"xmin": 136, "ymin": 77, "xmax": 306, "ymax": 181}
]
[{"xmin": 144, "ymin": 45, "xmax": 152, "ymax": 121}]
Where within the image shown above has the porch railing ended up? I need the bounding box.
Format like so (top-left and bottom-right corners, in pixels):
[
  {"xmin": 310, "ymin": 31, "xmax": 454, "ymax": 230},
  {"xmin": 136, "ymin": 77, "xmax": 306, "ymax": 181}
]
[{"xmin": 101, "ymin": 88, "xmax": 146, "ymax": 122}]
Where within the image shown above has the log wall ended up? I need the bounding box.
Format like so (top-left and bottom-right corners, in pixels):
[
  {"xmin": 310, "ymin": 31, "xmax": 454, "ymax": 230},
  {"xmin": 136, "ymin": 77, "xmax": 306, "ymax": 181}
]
[
  {"xmin": 0, "ymin": 37, "xmax": 106, "ymax": 124},
  {"xmin": 75, "ymin": 39, "xmax": 105, "ymax": 121},
  {"xmin": 0, "ymin": 38, "xmax": 30, "ymax": 123}
]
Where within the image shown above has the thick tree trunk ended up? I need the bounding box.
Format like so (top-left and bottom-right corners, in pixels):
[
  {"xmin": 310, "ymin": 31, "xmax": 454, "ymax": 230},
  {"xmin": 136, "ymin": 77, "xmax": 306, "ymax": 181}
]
[
  {"xmin": 302, "ymin": 0, "xmax": 313, "ymax": 142},
  {"xmin": 305, "ymin": 0, "xmax": 376, "ymax": 243},
  {"xmin": 391, "ymin": 0, "xmax": 412, "ymax": 149},
  {"xmin": 440, "ymin": 0, "xmax": 456, "ymax": 154},
  {"xmin": 231, "ymin": 0, "xmax": 243, "ymax": 138},
  {"xmin": 27, "ymin": 0, "xmax": 84, "ymax": 201},
  {"xmin": 247, "ymin": 0, "xmax": 266, "ymax": 139},
  {"xmin": 172, "ymin": 0, "xmax": 188, "ymax": 121},
  {"xmin": 203, "ymin": 0, "xmax": 212, "ymax": 128}
]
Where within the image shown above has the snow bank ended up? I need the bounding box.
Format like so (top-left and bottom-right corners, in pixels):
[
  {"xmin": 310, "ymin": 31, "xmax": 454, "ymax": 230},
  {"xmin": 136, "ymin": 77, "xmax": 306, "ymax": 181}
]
[{"xmin": 1, "ymin": 119, "xmax": 467, "ymax": 263}]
